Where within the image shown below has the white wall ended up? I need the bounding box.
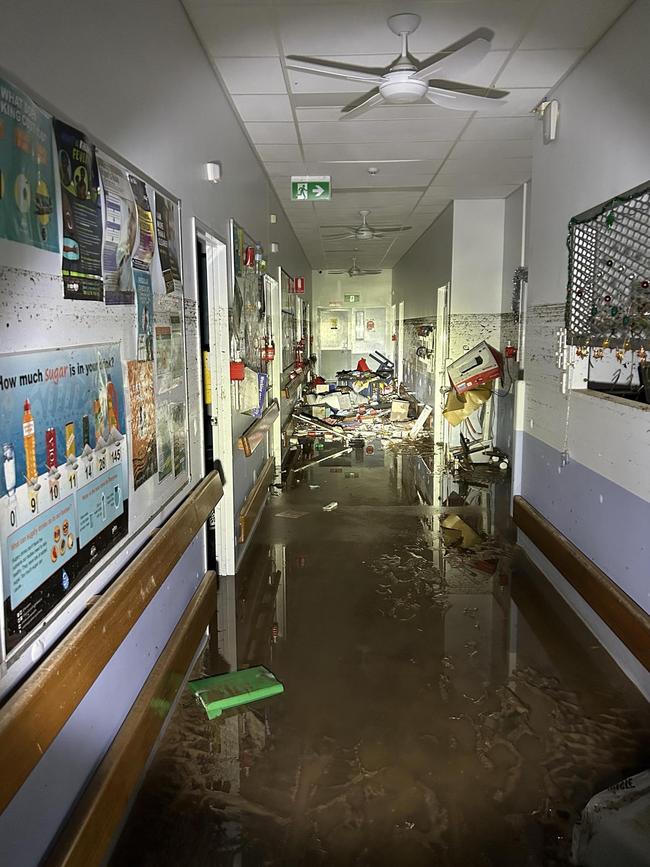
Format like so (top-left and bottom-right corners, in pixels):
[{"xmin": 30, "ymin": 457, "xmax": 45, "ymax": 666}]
[
  {"xmin": 0, "ymin": 1, "xmax": 310, "ymax": 862},
  {"xmin": 451, "ymin": 199, "xmax": 506, "ymax": 315},
  {"xmin": 312, "ymin": 270, "xmax": 392, "ymax": 374},
  {"xmin": 519, "ymin": 0, "xmax": 650, "ymax": 695},
  {"xmin": 392, "ymin": 204, "xmax": 453, "ymax": 320}
]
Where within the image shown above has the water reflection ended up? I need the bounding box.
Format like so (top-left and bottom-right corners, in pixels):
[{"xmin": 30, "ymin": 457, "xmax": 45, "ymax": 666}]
[{"xmin": 110, "ymin": 446, "xmax": 650, "ymax": 867}]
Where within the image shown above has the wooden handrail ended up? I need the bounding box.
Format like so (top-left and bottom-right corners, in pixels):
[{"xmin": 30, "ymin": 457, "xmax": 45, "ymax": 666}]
[
  {"xmin": 513, "ymin": 495, "xmax": 650, "ymax": 670},
  {"xmin": 282, "ymin": 367, "xmax": 306, "ymax": 399},
  {"xmin": 239, "ymin": 457, "xmax": 275, "ymax": 543},
  {"xmin": 237, "ymin": 400, "xmax": 280, "ymax": 457},
  {"xmin": 0, "ymin": 471, "xmax": 223, "ymax": 814},
  {"xmin": 43, "ymin": 570, "xmax": 217, "ymax": 867}
]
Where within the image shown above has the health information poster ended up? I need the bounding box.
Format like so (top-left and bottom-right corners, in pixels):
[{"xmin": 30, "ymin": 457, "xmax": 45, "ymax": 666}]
[
  {"xmin": 0, "ymin": 77, "xmax": 59, "ymax": 252},
  {"xmin": 53, "ymin": 120, "xmax": 104, "ymax": 301},
  {"xmin": 0, "ymin": 343, "xmax": 128, "ymax": 653}
]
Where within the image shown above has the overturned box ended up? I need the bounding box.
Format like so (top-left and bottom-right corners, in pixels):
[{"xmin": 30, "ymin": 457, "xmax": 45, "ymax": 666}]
[{"xmin": 447, "ymin": 341, "xmax": 502, "ymax": 394}]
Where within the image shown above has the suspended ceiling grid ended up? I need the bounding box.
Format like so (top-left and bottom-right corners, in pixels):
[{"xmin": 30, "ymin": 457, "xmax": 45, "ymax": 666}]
[{"xmin": 182, "ymin": 0, "xmax": 632, "ymax": 271}]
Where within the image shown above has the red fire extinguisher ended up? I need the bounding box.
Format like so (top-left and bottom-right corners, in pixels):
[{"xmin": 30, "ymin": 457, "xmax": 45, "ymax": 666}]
[
  {"xmin": 262, "ymin": 338, "xmax": 275, "ymax": 363},
  {"xmin": 230, "ymin": 336, "xmax": 245, "ymax": 381}
]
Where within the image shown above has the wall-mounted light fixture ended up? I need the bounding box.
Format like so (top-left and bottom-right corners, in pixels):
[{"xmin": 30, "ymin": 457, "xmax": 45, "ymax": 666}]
[
  {"xmin": 205, "ymin": 161, "xmax": 222, "ymax": 183},
  {"xmin": 269, "ymin": 213, "xmax": 277, "ymax": 224},
  {"xmin": 271, "ymin": 242, "xmax": 280, "ymax": 253},
  {"xmin": 534, "ymin": 99, "xmax": 560, "ymax": 144}
]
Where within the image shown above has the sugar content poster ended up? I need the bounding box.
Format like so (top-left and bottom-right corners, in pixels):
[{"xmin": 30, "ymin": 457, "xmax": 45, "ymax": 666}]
[
  {"xmin": 0, "ymin": 77, "xmax": 59, "ymax": 253},
  {"xmin": 0, "ymin": 343, "xmax": 128, "ymax": 652}
]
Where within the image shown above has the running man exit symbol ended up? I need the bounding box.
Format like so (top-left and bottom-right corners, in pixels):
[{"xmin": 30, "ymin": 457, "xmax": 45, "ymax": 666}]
[{"xmin": 291, "ymin": 176, "xmax": 331, "ymax": 201}]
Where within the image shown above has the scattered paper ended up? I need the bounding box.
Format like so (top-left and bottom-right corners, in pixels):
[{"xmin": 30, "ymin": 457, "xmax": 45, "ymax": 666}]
[
  {"xmin": 322, "ymin": 501, "xmax": 338, "ymax": 511},
  {"xmin": 308, "ymin": 484, "xmax": 320, "ymax": 490},
  {"xmin": 440, "ymin": 514, "xmax": 481, "ymax": 548}
]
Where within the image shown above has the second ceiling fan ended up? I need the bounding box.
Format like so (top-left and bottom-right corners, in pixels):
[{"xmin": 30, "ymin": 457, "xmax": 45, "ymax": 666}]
[
  {"xmin": 324, "ymin": 210, "xmax": 410, "ymax": 241},
  {"xmin": 286, "ymin": 13, "xmax": 508, "ymax": 119}
]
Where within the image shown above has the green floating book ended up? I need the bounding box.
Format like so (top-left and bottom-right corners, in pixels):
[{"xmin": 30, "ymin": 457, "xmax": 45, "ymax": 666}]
[{"xmin": 187, "ymin": 665, "xmax": 284, "ymax": 720}]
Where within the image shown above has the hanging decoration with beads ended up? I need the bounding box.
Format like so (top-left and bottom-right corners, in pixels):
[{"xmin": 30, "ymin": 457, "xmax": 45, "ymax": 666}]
[{"xmin": 565, "ymin": 180, "xmax": 650, "ymax": 349}]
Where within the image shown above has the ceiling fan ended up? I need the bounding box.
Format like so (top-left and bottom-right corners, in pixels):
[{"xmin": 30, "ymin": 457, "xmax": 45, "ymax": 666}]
[
  {"xmin": 286, "ymin": 13, "xmax": 508, "ymax": 119},
  {"xmin": 328, "ymin": 256, "xmax": 382, "ymax": 278},
  {"xmin": 324, "ymin": 210, "xmax": 410, "ymax": 241}
]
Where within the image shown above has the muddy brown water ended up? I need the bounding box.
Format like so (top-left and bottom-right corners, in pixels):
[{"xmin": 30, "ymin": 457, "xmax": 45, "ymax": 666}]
[{"xmin": 110, "ymin": 442, "xmax": 649, "ymax": 866}]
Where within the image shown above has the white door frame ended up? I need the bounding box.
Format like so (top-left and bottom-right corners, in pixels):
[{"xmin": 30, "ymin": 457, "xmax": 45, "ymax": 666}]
[
  {"xmin": 434, "ymin": 283, "xmax": 450, "ymax": 449},
  {"xmin": 397, "ymin": 300, "xmax": 405, "ymax": 387},
  {"xmin": 266, "ymin": 272, "xmax": 283, "ymax": 484},
  {"xmin": 194, "ymin": 219, "xmax": 236, "ymax": 576}
]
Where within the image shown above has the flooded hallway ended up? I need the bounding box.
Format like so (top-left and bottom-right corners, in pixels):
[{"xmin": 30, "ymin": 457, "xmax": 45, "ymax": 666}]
[{"xmin": 0, "ymin": 2, "xmax": 649, "ymax": 866}]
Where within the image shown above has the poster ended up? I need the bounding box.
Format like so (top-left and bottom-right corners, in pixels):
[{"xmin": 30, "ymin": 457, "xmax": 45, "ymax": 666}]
[
  {"xmin": 170, "ymin": 311, "xmax": 184, "ymax": 384},
  {"xmin": 128, "ymin": 175, "xmax": 154, "ymax": 270},
  {"xmin": 97, "ymin": 154, "xmax": 136, "ymax": 305},
  {"xmin": 171, "ymin": 402, "xmax": 187, "ymax": 478},
  {"xmin": 127, "ymin": 360, "xmax": 157, "ymax": 490},
  {"xmin": 53, "ymin": 120, "xmax": 103, "ymax": 301},
  {"xmin": 135, "ymin": 269, "xmax": 153, "ymax": 361},
  {"xmin": 0, "ymin": 77, "xmax": 58, "ymax": 252},
  {"xmin": 156, "ymin": 402, "xmax": 172, "ymax": 482},
  {"xmin": 155, "ymin": 324, "xmax": 172, "ymax": 393},
  {"xmin": 155, "ymin": 192, "xmax": 182, "ymax": 294},
  {"xmin": 0, "ymin": 343, "xmax": 128, "ymax": 651}
]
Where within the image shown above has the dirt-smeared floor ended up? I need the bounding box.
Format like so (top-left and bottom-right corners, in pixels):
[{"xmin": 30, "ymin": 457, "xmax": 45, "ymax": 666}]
[{"xmin": 110, "ymin": 441, "xmax": 649, "ymax": 866}]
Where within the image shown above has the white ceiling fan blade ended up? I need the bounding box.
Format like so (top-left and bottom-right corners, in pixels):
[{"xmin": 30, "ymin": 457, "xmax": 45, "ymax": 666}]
[
  {"xmin": 371, "ymin": 225, "xmax": 412, "ymax": 233},
  {"xmin": 340, "ymin": 91, "xmax": 386, "ymax": 120},
  {"xmin": 324, "ymin": 233, "xmax": 357, "ymax": 240},
  {"xmin": 327, "ymin": 270, "xmax": 347, "ymax": 274},
  {"xmin": 412, "ymin": 36, "xmax": 491, "ymax": 82},
  {"xmin": 426, "ymin": 87, "xmax": 507, "ymax": 111},
  {"xmin": 360, "ymin": 270, "xmax": 383, "ymax": 275},
  {"xmin": 285, "ymin": 57, "xmax": 383, "ymax": 85}
]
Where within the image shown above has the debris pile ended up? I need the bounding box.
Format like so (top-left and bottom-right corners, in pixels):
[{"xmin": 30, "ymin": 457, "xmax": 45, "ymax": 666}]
[
  {"xmin": 373, "ymin": 543, "xmax": 448, "ymax": 622},
  {"xmin": 290, "ymin": 358, "xmax": 435, "ymax": 454}
]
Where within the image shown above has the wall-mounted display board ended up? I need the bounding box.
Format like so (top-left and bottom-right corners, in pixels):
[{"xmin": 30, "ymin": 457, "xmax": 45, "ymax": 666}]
[
  {"xmin": 231, "ymin": 221, "xmax": 266, "ymax": 372},
  {"xmin": 0, "ymin": 74, "xmax": 190, "ymax": 679}
]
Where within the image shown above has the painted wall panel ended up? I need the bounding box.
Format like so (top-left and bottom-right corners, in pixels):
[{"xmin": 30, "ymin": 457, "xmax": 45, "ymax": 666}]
[{"xmin": 392, "ymin": 204, "xmax": 453, "ymax": 320}]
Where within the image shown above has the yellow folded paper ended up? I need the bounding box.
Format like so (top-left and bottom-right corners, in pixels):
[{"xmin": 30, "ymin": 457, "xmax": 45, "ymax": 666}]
[{"xmin": 442, "ymin": 385, "xmax": 492, "ymax": 427}]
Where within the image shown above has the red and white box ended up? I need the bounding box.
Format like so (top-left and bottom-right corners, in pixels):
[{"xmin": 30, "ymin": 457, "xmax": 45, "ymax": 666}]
[{"xmin": 447, "ymin": 341, "xmax": 502, "ymax": 394}]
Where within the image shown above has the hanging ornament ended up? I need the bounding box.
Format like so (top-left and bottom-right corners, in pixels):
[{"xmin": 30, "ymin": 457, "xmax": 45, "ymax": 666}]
[
  {"xmin": 592, "ymin": 347, "xmax": 604, "ymax": 359},
  {"xmin": 610, "ymin": 306, "xmax": 619, "ymax": 316},
  {"xmin": 615, "ymin": 348, "xmax": 625, "ymax": 362},
  {"xmin": 603, "ymin": 294, "xmax": 611, "ymax": 303},
  {"xmin": 575, "ymin": 346, "xmax": 589, "ymax": 359},
  {"xmin": 637, "ymin": 347, "xmax": 647, "ymax": 360},
  {"xmin": 605, "ymin": 211, "xmax": 616, "ymax": 227}
]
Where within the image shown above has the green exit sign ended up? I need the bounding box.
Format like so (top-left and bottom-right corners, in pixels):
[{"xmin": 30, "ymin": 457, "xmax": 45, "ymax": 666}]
[
  {"xmin": 344, "ymin": 294, "xmax": 360, "ymax": 302},
  {"xmin": 291, "ymin": 176, "xmax": 331, "ymax": 201}
]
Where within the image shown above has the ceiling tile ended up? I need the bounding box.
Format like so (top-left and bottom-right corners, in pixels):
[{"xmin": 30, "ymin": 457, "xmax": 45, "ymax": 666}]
[
  {"xmin": 520, "ymin": 0, "xmax": 630, "ymax": 50},
  {"xmin": 256, "ymin": 144, "xmax": 304, "ymax": 161},
  {"xmin": 496, "ymin": 49, "xmax": 583, "ymax": 88},
  {"xmin": 303, "ymin": 141, "xmax": 455, "ymax": 161},
  {"xmin": 422, "ymin": 182, "xmax": 519, "ymax": 199},
  {"xmin": 233, "ymin": 94, "xmax": 294, "ymax": 121},
  {"xmin": 299, "ymin": 117, "xmax": 467, "ymax": 143},
  {"xmin": 214, "ymin": 57, "xmax": 287, "ymax": 93},
  {"xmin": 461, "ymin": 116, "xmax": 536, "ymax": 140},
  {"xmin": 187, "ymin": 3, "xmax": 277, "ymax": 57},
  {"xmin": 450, "ymin": 138, "xmax": 533, "ymax": 159},
  {"xmin": 245, "ymin": 122, "xmax": 299, "ymax": 144}
]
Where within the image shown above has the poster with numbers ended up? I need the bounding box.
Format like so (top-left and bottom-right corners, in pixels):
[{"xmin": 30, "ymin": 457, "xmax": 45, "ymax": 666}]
[{"xmin": 0, "ymin": 343, "xmax": 128, "ymax": 653}]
